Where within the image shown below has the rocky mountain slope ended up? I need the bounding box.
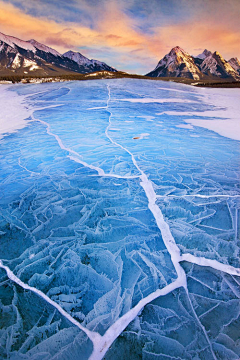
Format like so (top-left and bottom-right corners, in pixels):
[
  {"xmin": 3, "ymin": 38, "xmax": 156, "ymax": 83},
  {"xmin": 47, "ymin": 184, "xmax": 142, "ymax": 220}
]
[
  {"xmin": 228, "ymin": 57, "xmax": 240, "ymax": 75},
  {"xmin": 146, "ymin": 46, "xmax": 203, "ymax": 80},
  {"xmin": 63, "ymin": 50, "xmax": 116, "ymax": 73},
  {"xmin": 0, "ymin": 31, "xmax": 116, "ymax": 76},
  {"xmin": 146, "ymin": 47, "xmax": 240, "ymax": 80}
]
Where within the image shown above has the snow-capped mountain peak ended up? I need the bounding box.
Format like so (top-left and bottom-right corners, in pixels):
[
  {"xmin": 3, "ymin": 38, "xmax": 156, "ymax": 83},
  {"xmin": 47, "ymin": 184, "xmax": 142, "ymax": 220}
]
[
  {"xmin": 170, "ymin": 46, "xmax": 186, "ymax": 54},
  {"xmin": 63, "ymin": 50, "xmax": 92, "ymax": 66},
  {"xmin": 195, "ymin": 49, "xmax": 212, "ymax": 60},
  {"xmin": 147, "ymin": 46, "xmax": 202, "ymax": 80},
  {"xmin": 27, "ymin": 39, "xmax": 62, "ymax": 57},
  {"xmin": 63, "ymin": 50, "xmax": 116, "ymax": 73},
  {"xmin": 0, "ymin": 31, "xmax": 36, "ymax": 52},
  {"xmin": 200, "ymin": 50, "xmax": 239, "ymax": 79},
  {"xmin": 0, "ymin": 30, "xmax": 117, "ymax": 76},
  {"xmin": 146, "ymin": 46, "xmax": 240, "ymax": 81},
  {"xmin": 228, "ymin": 57, "xmax": 240, "ymax": 73}
]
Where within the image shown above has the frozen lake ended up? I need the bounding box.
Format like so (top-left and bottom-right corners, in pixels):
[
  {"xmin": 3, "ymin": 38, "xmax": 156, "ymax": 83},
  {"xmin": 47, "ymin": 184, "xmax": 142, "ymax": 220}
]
[{"xmin": 0, "ymin": 79, "xmax": 240, "ymax": 359}]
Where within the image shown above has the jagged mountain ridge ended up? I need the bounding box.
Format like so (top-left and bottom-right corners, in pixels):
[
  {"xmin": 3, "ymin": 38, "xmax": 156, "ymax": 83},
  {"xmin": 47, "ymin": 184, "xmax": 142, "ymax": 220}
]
[
  {"xmin": 146, "ymin": 46, "xmax": 203, "ymax": 80},
  {"xmin": 1, "ymin": 31, "xmax": 239, "ymax": 81},
  {"xmin": 63, "ymin": 50, "xmax": 116, "ymax": 73},
  {"xmin": 199, "ymin": 51, "xmax": 239, "ymax": 79},
  {"xmin": 228, "ymin": 57, "xmax": 240, "ymax": 74},
  {"xmin": 0, "ymin": 31, "xmax": 116, "ymax": 76},
  {"xmin": 195, "ymin": 49, "xmax": 212, "ymax": 60},
  {"xmin": 146, "ymin": 47, "xmax": 240, "ymax": 80}
]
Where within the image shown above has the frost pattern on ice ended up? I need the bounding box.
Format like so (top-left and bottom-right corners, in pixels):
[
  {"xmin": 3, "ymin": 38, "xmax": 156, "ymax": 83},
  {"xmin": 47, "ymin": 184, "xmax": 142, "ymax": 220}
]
[
  {"xmin": 105, "ymin": 264, "xmax": 240, "ymax": 359},
  {"xmin": 0, "ymin": 80, "xmax": 239, "ymax": 359}
]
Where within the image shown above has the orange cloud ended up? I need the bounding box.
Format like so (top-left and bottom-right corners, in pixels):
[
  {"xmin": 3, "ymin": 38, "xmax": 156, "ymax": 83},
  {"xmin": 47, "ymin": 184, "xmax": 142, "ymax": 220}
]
[
  {"xmin": 0, "ymin": 1, "xmax": 152, "ymax": 57},
  {"xmin": 0, "ymin": 0, "xmax": 162, "ymax": 72},
  {"xmin": 153, "ymin": 21, "xmax": 240, "ymax": 60},
  {"xmin": 0, "ymin": 1, "xmax": 99, "ymax": 51}
]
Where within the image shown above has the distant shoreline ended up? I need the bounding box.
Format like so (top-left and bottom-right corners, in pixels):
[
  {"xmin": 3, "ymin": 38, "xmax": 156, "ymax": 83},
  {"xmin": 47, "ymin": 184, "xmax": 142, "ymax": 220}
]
[{"xmin": 1, "ymin": 71, "xmax": 240, "ymax": 88}]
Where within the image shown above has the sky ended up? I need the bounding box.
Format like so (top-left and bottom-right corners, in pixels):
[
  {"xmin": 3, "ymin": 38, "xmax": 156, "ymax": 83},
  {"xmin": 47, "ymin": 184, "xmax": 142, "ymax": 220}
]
[{"xmin": 0, "ymin": 0, "xmax": 240, "ymax": 74}]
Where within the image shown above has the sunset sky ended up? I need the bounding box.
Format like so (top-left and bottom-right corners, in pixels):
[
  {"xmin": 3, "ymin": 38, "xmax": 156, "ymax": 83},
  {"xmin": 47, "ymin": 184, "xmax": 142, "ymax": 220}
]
[{"xmin": 0, "ymin": 0, "xmax": 240, "ymax": 74}]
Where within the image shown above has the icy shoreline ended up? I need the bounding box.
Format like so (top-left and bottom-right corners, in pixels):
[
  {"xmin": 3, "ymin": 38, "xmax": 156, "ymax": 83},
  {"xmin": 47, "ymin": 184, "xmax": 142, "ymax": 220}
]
[
  {"xmin": 1, "ymin": 82, "xmax": 239, "ymax": 143},
  {"xmin": 187, "ymin": 87, "xmax": 240, "ymax": 141},
  {"xmin": 166, "ymin": 86, "xmax": 240, "ymax": 141},
  {"xmin": 0, "ymin": 85, "xmax": 33, "ymax": 140}
]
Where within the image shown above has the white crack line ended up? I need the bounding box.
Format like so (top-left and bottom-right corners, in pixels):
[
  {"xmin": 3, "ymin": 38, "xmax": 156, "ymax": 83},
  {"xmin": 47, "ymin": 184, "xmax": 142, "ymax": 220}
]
[
  {"xmin": 180, "ymin": 253, "xmax": 240, "ymax": 276},
  {"xmin": 156, "ymin": 194, "xmax": 240, "ymax": 198},
  {"xmin": 31, "ymin": 114, "xmax": 139, "ymax": 180},
  {"xmin": 105, "ymin": 84, "xmax": 186, "ymax": 281},
  {"xmin": 185, "ymin": 287, "xmax": 217, "ymax": 360},
  {"xmin": 0, "ymin": 260, "xmax": 101, "ymax": 344},
  {"xmin": 89, "ymin": 278, "xmax": 183, "ymax": 360}
]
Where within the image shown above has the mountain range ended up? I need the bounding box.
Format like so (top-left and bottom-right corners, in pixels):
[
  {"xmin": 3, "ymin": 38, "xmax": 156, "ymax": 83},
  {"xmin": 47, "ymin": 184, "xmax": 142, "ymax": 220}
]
[
  {"xmin": 0, "ymin": 31, "xmax": 116, "ymax": 76},
  {"xmin": 146, "ymin": 46, "xmax": 240, "ymax": 80},
  {"xmin": 0, "ymin": 31, "xmax": 240, "ymax": 81}
]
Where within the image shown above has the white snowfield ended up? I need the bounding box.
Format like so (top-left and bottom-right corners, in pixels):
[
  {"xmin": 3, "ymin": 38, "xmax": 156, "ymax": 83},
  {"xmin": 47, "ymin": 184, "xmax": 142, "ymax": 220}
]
[
  {"xmin": 0, "ymin": 86, "xmax": 65, "ymax": 139},
  {"xmin": 188, "ymin": 87, "xmax": 240, "ymax": 141},
  {"xmin": 118, "ymin": 97, "xmax": 195, "ymax": 103},
  {"xmin": 0, "ymin": 80, "xmax": 240, "ymax": 360},
  {"xmin": 155, "ymin": 87, "xmax": 240, "ymax": 141},
  {"xmin": 0, "ymin": 85, "xmax": 33, "ymax": 139}
]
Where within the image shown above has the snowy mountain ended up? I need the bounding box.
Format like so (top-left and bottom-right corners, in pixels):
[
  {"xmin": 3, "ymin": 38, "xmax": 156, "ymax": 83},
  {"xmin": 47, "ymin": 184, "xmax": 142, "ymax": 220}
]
[
  {"xmin": 27, "ymin": 39, "xmax": 62, "ymax": 57},
  {"xmin": 0, "ymin": 31, "xmax": 116, "ymax": 76},
  {"xmin": 0, "ymin": 32, "xmax": 35, "ymax": 52},
  {"xmin": 228, "ymin": 57, "xmax": 240, "ymax": 74},
  {"xmin": 147, "ymin": 46, "xmax": 240, "ymax": 80},
  {"xmin": 200, "ymin": 51, "xmax": 239, "ymax": 79},
  {"xmin": 146, "ymin": 46, "xmax": 203, "ymax": 80},
  {"xmin": 63, "ymin": 50, "xmax": 116, "ymax": 73},
  {"xmin": 195, "ymin": 49, "xmax": 212, "ymax": 60}
]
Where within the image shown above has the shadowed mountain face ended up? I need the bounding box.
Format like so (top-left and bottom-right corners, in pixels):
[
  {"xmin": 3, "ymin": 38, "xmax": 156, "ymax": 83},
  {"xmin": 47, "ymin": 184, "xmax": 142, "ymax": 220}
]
[
  {"xmin": 63, "ymin": 50, "xmax": 116, "ymax": 73},
  {"xmin": 228, "ymin": 57, "xmax": 240, "ymax": 75},
  {"xmin": 0, "ymin": 31, "xmax": 116, "ymax": 76},
  {"xmin": 200, "ymin": 51, "xmax": 239, "ymax": 78},
  {"xmin": 146, "ymin": 47, "xmax": 240, "ymax": 81},
  {"xmin": 146, "ymin": 46, "xmax": 203, "ymax": 80}
]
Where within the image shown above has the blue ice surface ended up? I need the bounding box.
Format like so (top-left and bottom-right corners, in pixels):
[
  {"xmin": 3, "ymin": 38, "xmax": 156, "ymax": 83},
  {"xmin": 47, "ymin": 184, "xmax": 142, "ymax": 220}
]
[{"xmin": 0, "ymin": 79, "xmax": 239, "ymax": 359}]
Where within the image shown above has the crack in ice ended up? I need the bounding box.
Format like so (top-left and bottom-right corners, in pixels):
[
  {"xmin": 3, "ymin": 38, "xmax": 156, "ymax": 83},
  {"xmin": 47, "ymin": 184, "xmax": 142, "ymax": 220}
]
[
  {"xmin": 156, "ymin": 194, "xmax": 240, "ymax": 198},
  {"xmin": 89, "ymin": 278, "xmax": 183, "ymax": 360},
  {"xmin": 31, "ymin": 113, "xmax": 139, "ymax": 180},
  {"xmin": 0, "ymin": 260, "xmax": 101, "ymax": 344},
  {"xmin": 180, "ymin": 253, "xmax": 240, "ymax": 276},
  {"xmin": 105, "ymin": 84, "xmax": 186, "ymax": 280},
  {"xmin": 185, "ymin": 287, "xmax": 217, "ymax": 360}
]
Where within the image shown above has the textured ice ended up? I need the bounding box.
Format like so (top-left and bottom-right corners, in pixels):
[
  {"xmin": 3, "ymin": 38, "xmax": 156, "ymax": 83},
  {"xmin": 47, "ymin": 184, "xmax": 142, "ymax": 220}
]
[
  {"xmin": 106, "ymin": 263, "xmax": 240, "ymax": 359},
  {"xmin": 0, "ymin": 268, "xmax": 93, "ymax": 359},
  {"xmin": 0, "ymin": 79, "xmax": 239, "ymax": 359}
]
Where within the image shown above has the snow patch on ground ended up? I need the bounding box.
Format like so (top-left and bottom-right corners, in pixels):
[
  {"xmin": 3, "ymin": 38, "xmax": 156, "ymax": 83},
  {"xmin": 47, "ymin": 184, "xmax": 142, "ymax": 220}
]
[
  {"xmin": 137, "ymin": 115, "xmax": 155, "ymax": 121},
  {"xmin": 176, "ymin": 124, "xmax": 194, "ymax": 130},
  {"xmin": 157, "ymin": 88, "xmax": 240, "ymax": 141},
  {"xmin": 11, "ymin": 54, "xmax": 21, "ymax": 69},
  {"xmin": 118, "ymin": 97, "xmax": 194, "ymax": 104},
  {"xmin": 0, "ymin": 86, "xmax": 33, "ymax": 140}
]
